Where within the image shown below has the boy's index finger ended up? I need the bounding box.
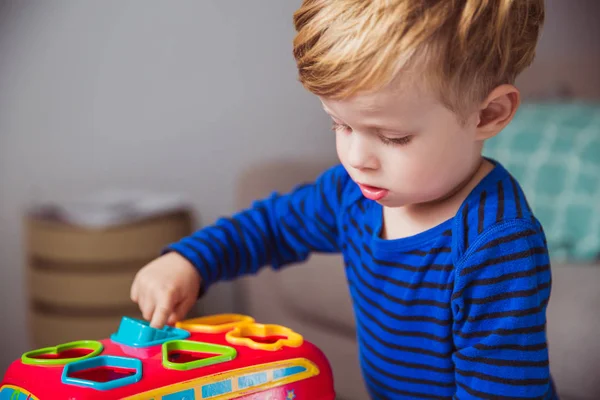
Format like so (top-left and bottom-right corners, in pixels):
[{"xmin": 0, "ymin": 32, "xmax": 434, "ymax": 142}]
[
  {"xmin": 150, "ymin": 305, "xmax": 170, "ymax": 329},
  {"xmin": 130, "ymin": 281, "xmax": 139, "ymax": 302}
]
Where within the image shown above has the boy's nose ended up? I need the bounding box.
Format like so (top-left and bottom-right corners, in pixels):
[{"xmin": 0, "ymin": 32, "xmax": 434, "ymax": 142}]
[{"xmin": 347, "ymin": 135, "xmax": 379, "ymax": 171}]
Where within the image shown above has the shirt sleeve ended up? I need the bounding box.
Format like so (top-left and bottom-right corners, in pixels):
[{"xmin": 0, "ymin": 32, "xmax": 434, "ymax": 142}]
[
  {"xmin": 163, "ymin": 164, "xmax": 349, "ymax": 292},
  {"xmin": 452, "ymin": 220, "xmax": 553, "ymax": 399}
]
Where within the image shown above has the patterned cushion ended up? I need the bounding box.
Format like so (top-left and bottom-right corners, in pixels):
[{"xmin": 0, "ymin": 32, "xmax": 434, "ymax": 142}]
[{"xmin": 483, "ymin": 102, "xmax": 600, "ymax": 262}]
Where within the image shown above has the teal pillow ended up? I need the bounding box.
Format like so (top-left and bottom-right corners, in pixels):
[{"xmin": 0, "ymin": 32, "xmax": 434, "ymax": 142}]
[{"xmin": 483, "ymin": 102, "xmax": 600, "ymax": 262}]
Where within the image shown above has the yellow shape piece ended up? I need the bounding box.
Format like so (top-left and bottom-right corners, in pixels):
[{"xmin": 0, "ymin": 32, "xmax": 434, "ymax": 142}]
[
  {"xmin": 176, "ymin": 314, "xmax": 255, "ymax": 333},
  {"xmin": 225, "ymin": 323, "xmax": 303, "ymax": 351}
]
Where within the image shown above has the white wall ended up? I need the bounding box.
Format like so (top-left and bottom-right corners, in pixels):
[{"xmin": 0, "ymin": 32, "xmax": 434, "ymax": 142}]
[
  {"xmin": 0, "ymin": 0, "xmax": 335, "ymax": 372},
  {"xmin": 517, "ymin": 0, "xmax": 600, "ymax": 99}
]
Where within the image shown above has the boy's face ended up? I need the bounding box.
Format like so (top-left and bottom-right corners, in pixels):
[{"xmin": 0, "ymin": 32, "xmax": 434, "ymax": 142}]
[{"xmin": 320, "ymin": 75, "xmax": 483, "ymax": 208}]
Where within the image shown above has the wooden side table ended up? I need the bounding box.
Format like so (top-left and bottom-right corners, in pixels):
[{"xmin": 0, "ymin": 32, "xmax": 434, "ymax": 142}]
[{"xmin": 24, "ymin": 210, "xmax": 193, "ymax": 348}]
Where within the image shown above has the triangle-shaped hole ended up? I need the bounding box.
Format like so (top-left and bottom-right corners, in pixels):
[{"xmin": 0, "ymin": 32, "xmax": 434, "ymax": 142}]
[
  {"xmin": 163, "ymin": 341, "xmax": 237, "ymax": 371},
  {"xmin": 168, "ymin": 351, "xmax": 219, "ymax": 364}
]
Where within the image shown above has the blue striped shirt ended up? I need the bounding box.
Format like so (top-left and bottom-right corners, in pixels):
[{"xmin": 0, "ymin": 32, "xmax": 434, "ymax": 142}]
[{"xmin": 167, "ymin": 160, "xmax": 557, "ymax": 399}]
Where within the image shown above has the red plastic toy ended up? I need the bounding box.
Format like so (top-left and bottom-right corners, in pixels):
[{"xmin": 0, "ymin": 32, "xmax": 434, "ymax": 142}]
[{"xmin": 0, "ymin": 314, "xmax": 336, "ymax": 400}]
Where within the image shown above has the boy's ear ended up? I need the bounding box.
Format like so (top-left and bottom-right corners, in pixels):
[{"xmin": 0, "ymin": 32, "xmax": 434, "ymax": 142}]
[{"xmin": 475, "ymin": 84, "xmax": 520, "ymax": 141}]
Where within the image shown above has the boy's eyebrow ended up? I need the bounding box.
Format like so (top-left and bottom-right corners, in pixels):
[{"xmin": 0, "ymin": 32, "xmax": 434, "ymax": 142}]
[
  {"xmin": 321, "ymin": 105, "xmax": 413, "ymax": 133},
  {"xmin": 322, "ymin": 106, "xmax": 334, "ymax": 115},
  {"xmin": 322, "ymin": 107, "xmax": 343, "ymax": 121}
]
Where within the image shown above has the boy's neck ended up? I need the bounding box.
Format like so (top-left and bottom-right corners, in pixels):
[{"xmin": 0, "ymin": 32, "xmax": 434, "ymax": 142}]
[{"xmin": 381, "ymin": 157, "xmax": 494, "ymax": 240}]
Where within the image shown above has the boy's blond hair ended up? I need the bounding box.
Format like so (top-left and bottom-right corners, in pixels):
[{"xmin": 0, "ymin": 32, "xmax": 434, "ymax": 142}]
[{"xmin": 293, "ymin": 0, "xmax": 545, "ymax": 115}]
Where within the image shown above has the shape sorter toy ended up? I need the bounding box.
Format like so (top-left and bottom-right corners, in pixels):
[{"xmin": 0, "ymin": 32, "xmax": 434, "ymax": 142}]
[{"xmin": 0, "ymin": 314, "xmax": 336, "ymax": 400}]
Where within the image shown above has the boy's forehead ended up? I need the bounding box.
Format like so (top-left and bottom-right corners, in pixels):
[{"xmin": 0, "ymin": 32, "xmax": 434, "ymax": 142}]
[{"xmin": 320, "ymin": 74, "xmax": 435, "ymax": 117}]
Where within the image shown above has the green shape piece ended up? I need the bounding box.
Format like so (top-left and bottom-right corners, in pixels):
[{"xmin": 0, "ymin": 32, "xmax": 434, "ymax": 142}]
[
  {"xmin": 162, "ymin": 340, "xmax": 237, "ymax": 371},
  {"xmin": 22, "ymin": 340, "xmax": 103, "ymax": 366}
]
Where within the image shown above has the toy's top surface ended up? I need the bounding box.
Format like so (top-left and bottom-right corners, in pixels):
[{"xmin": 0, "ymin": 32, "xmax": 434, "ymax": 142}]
[{"xmin": 0, "ymin": 314, "xmax": 334, "ymax": 400}]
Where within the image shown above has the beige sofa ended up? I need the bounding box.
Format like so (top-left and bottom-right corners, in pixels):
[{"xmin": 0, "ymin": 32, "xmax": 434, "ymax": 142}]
[{"xmin": 233, "ymin": 159, "xmax": 600, "ymax": 400}]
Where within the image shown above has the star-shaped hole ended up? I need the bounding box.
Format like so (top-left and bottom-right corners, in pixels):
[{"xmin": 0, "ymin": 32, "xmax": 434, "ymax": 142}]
[{"xmin": 225, "ymin": 323, "xmax": 303, "ymax": 351}]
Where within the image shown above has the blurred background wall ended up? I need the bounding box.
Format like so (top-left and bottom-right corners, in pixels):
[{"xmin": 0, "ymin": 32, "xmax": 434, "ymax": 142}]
[{"xmin": 0, "ymin": 0, "xmax": 598, "ymax": 374}]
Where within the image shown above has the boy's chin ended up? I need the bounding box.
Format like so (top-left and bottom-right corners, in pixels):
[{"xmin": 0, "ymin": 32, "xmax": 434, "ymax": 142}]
[
  {"xmin": 375, "ymin": 196, "xmax": 406, "ymax": 208},
  {"xmin": 376, "ymin": 193, "xmax": 443, "ymax": 209}
]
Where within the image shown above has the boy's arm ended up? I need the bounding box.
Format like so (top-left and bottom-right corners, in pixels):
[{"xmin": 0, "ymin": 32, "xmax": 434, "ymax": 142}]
[
  {"xmin": 164, "ymin": 164, "xmax": 349, "ymax": 293},
  {"xmin": 452, "ymin": 220, "xmax": 553, "ymax": 399}
]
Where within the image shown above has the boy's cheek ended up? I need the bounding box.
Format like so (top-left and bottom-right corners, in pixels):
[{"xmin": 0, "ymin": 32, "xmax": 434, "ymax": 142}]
[{"xmin": 395, "ymin": 157, "xmax": 462, "ymax": 198}]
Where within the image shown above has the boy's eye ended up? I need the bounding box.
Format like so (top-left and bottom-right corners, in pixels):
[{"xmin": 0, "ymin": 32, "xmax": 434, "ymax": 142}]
[
  {"xmin": 331, "ymin": 122, "xmax": 352, "ymax": 134},
  {"xmin": 330, "ymin": 121, "xmax": 411, "ymax": 146},
  {"xmin": 380, "ymin": 134, "xmax": 412, "ymax": 146}
]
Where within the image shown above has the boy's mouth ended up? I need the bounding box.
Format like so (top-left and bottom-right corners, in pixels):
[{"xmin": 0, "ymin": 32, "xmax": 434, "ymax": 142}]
[{"xmin": 357, "ymin": 183, "xmax": 389, "ymax": 201}]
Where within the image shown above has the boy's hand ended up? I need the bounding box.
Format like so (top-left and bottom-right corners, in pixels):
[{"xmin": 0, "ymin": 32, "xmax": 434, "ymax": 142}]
[{"xmin": 130, "ymin": 252, "xmax": 201, "ymax": 329}]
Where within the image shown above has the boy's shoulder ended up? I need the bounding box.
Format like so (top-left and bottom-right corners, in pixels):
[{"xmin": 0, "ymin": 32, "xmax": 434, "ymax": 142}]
[{"xmin": 451, "ymin": 159, "xmax": 546, "ymax": 262}]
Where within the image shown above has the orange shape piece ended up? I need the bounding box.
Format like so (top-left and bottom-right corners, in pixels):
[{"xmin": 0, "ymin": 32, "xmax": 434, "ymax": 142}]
[
  {"xmin": 175, "ymin": 314, "xmax": 255, "ymax": 333},
  {"xmin": 225, "ymin": 323, "xmax": 303, "ymax": 351}
]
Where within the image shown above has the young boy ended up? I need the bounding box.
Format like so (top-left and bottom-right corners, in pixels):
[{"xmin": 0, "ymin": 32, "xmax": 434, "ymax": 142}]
[{"xmin": 131, "ymin": 0, "xmax": 556, "ymax": 398}]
